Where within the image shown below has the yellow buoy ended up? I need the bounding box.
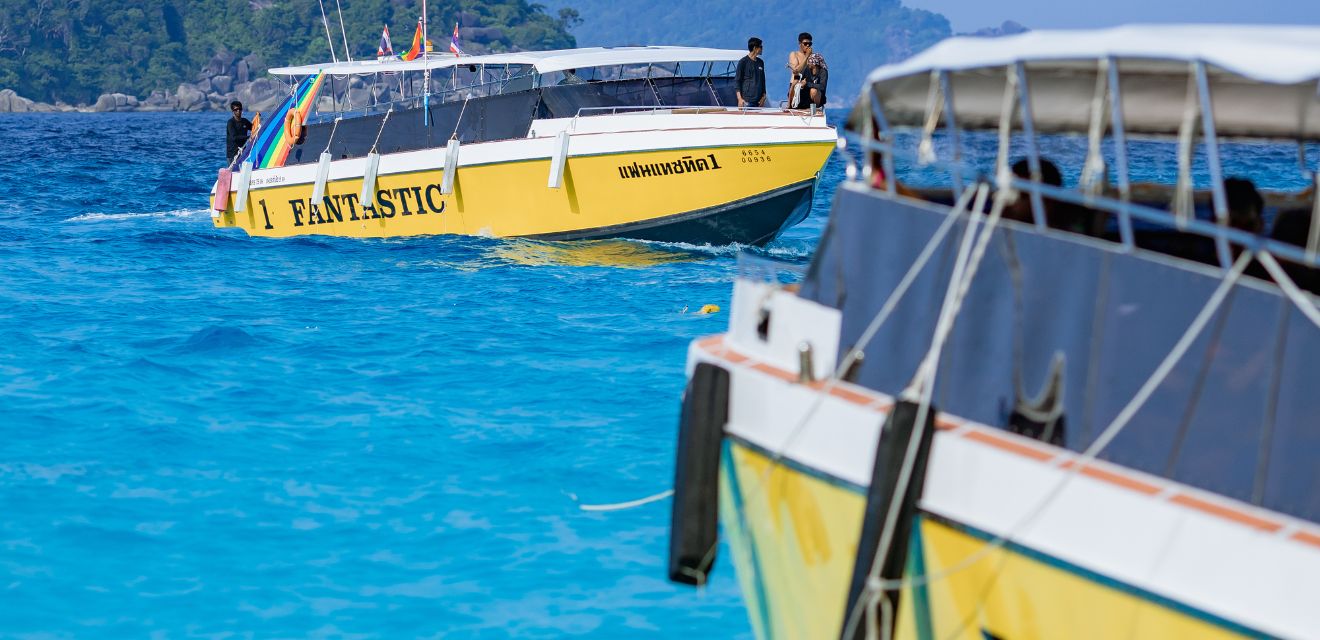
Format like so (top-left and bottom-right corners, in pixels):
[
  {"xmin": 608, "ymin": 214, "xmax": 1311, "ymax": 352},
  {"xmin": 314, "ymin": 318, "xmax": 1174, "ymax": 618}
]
[{"xmin": 698, "ymin": 304, "xmax": 720, "ymax": 315}]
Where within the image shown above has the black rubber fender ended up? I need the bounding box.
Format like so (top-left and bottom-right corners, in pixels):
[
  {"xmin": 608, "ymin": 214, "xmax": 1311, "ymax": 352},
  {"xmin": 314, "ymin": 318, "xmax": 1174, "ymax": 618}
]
[
  {"xmin": 667, "ymin": 361, "xmax": 731, "ymax": 586},
  {"xmin": 840, "ymin": 399, "xmax": 938, "ymax": 639}
]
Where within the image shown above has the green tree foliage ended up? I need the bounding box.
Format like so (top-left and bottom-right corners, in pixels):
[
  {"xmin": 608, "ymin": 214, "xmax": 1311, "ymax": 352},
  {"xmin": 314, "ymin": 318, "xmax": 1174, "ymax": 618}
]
[{"xmin": 0, "ymin": 0, "xmax": 577, "ymax": 104}]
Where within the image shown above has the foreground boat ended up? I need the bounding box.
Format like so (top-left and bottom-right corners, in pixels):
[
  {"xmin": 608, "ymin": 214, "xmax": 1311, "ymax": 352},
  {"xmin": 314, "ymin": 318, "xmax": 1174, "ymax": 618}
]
[
  {"xmin": 210, "ymin": 47, "xmax": 834, "ymax": 244},
  {"xmin": 668, "ymin": 25, "xmax": 1320, "ymax": 638}
]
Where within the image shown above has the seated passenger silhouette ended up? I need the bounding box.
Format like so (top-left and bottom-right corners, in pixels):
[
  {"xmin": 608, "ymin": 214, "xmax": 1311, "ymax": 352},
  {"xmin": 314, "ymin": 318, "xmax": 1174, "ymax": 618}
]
[
  {"xmin": 1004, "ymin": 159, "xmax": 1101, "ymax": 235},
  {"xmin": 1004, "ymin": 158, "xmax": 1061, "ymax": 224},
  {"xmin": 1225, "ymin": 177, "xmax": 1265, "ymax": 234}
]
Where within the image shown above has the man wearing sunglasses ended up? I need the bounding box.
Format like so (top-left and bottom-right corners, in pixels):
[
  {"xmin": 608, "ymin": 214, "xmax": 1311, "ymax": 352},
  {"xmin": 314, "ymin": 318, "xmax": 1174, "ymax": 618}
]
[
  {"xmin": 226, "ymin": 101, "xmax": 253, "ymax": 163},
  {"xmin": 787, "ymin": 33, "xmax": 813, "ymax": 107}
]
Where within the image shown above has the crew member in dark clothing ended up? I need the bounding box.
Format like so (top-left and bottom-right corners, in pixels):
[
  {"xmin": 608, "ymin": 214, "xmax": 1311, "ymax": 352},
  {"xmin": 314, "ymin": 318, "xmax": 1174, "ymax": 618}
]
[
  {"xmin": 226, "ymin": 100, "xmax": 252, "ymax": 163},
  {"xmin": 799, "ymin": 52, "xmax": 828, "ymax": 108},
  {"xmin": 735, "ymin": 37, "xmax": 767, "ymax": 108}
]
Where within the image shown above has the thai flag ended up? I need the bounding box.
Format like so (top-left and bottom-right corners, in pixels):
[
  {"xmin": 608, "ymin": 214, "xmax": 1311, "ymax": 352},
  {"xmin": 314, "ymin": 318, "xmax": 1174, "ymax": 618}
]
[
  {"xmin": 449, "ymin": 23, "xmax": 464, "ymax": 57},
  {"xmin": 376, "ymin": 25, "xmax": 394, "ymax": 60}
]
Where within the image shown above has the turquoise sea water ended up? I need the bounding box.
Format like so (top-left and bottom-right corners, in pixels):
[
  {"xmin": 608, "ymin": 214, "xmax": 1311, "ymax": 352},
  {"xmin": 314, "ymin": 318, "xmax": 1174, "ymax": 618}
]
[
  {"xmin": 0, "ymin": 112, "xmax": 846, "ymax": 638},
  {"xmin": 3, "ymin": 111, "xmax": 1314, "ymax": 638}
]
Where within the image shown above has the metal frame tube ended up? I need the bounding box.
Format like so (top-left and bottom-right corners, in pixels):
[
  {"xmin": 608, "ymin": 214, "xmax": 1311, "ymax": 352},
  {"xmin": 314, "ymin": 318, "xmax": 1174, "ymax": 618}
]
[
  {"xmin": 843, "ymin": 127, "xmax": 1320, "ymax": 271},
  {"xmin": 1015, "ymin": 62, "xmax": 1047, "ymax": 230},
  {"xmin": 1195, "ymin": 61, "xmax": 1233, "ymax": 269},
  {"xmin": 869, "ymin": 92, "xmax": 898, "ymax": 195},
  {"xmin": 939, "ymin": 71, "xmax": 964, "ymax": 195},
  {"xmin": 1107, "ymin": 57, "xmax": 1135, "ymax": 249}
]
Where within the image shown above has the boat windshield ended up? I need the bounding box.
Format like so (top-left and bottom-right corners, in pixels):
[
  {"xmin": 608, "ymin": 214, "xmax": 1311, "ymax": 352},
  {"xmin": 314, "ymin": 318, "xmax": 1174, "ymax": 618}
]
[{"xmin": 301, "ymin": 59, "xmax": 741, "ymax": 122}]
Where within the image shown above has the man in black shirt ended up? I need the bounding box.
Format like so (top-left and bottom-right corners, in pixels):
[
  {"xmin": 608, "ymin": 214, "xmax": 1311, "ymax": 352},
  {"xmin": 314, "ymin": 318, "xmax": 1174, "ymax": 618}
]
[
  {"xmin": 226, "ymin": 100, "xmax": 253, "ymax": 163},
  {"xmin": 735, "ymin": 37, "xmax": 766, "ymax": 108}
]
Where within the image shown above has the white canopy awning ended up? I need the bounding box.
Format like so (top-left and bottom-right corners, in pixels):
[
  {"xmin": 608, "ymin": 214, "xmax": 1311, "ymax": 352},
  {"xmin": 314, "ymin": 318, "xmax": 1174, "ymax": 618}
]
[
  {"xmin": 859, "ymin": 25, "xmax": 1320, "ymax": 139},
  {"xmin": 268, "ymin": 46, "xmax": 744, "ymax": 77}
]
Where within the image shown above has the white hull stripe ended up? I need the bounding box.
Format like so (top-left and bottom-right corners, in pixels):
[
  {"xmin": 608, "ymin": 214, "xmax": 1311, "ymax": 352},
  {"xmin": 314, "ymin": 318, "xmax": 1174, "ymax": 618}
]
[
  {"xmin": 218, "ymin": 114, "xmax": 836, "ymax": 193},
  {"xmin": 693, "ymin": 333, "xmax": 1320, "ymax": 552}
]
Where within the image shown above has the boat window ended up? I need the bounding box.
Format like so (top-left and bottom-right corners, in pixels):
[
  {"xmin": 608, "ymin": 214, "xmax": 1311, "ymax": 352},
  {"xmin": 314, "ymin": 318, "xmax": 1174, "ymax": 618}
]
[
  {"xmin": 648, "ymin": 62, "xmax": 680, "ymax": 78},
  {"xmin": 589, "ymin": 65, "xmax": 622, "ymax": 82},
  {"xmin": 619, "ymin": 63, "xmax": 652, "ymax": 80},
  {"xmin": 710, "ymin": 61, "xmax": 736, "ymax": 78}
]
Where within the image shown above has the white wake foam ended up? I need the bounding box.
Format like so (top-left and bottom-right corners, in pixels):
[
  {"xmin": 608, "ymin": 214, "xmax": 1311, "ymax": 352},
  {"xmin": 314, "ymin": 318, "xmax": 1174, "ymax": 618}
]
[{"xmin": 66, "ymin": 208, "xmax": 210, "ymax": 223}]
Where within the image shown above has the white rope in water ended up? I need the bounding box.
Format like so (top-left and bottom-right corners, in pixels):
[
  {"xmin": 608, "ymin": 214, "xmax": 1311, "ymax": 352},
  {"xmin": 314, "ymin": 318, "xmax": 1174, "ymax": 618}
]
[
  {"xmin": 573, "ymin": 490, "xmax": 675, "ymax": 512},
  {"xmin": 842, "ymin": 249, "xmax": 1254, "ymax": 640}
]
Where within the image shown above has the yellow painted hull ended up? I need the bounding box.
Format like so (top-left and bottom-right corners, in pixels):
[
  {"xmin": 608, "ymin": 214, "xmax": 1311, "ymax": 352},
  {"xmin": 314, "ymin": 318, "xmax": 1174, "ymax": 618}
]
[
  {"xmin": 720, "ymin": 440, "xmax": 868, "ymax": 639},
  {"xmin": 211, "ymin": 142, "xmax": 832, "ymax": 240},
  {"xmin": 719, "ymin": 441, "xmax": 1256, "ymax": 639}
]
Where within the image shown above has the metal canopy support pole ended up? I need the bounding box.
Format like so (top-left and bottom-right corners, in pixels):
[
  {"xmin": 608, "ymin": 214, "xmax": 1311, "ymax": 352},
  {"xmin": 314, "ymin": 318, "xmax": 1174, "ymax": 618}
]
[
  {"xmin": 1173, "ymin": 69, "xmax": 1199, "ymax": 228},
  {"xmin": 1309, "ymin": 171, "xmax": 1320, "ymax": 259},
  {"xmin": 1195, "ymin": 61, "xmax": 1233, "ymax": 270},
  {"xmin": 858, "ymin": 91, "xmax": 875, "ymax": 185},
  {"xmin": 422, "ymin": 0, "xmax": 430, "ymax": 127},
  {"xmin": 994, "ymin": 65, "xmax": 1017, "ymax": 190},
  {"xmin": 1107, "ymin": 57, "xmax": 1135, "ymax": 250},
  {"xmin": 1015, "ymin": 61, "xmax": 1047, "ymax": 230},
  {"xmin": 1307, "ymin": 81, "xmax": 1320, "ymax": 260},
  {"xmin": 939, "ymin": 70, "xmax": 964, "ymax": 196}
]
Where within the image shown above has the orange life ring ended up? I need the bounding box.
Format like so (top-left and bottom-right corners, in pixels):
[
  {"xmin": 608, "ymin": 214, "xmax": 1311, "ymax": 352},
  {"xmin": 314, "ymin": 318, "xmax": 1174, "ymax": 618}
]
[{"xmin": 284, "ymin": 110, "xmax": 304, "ymax": 142}]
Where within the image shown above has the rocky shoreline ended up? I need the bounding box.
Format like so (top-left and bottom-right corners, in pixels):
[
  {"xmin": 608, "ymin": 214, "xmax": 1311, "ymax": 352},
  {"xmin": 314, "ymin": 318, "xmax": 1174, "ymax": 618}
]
[{"xmin": 0, "ymin": 51, "xmax": 302, "ymax": 114}]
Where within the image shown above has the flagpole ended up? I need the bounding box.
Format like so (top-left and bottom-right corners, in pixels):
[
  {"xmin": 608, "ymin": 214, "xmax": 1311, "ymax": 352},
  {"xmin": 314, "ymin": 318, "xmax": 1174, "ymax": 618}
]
[{"xmin": 422, "ymin": 0, "xmax": 430, "ymax": 127}]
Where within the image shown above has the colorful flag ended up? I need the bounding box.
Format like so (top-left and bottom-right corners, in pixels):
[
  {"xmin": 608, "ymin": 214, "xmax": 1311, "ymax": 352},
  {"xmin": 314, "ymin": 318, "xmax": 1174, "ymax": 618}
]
[
  {"xmin": 376, "ymin": 25, "xmax": 394, "ymax": 60},
  {"xmin": 449, "ymin": 23, "xmax": 464, "ymax": 57},
  {"xmin": 247, "ymin": 72, "xmax": 326, "ymax": 169},
  {"xmin": 401, "ymin": 17, "xmax": 424, "ymax": 61}
]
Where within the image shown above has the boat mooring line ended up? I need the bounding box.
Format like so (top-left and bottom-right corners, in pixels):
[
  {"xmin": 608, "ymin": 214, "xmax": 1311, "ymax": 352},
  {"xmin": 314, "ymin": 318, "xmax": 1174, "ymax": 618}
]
[{"xmin": 569, "ymin": 489, "xmax": 674, "ymax": 512}]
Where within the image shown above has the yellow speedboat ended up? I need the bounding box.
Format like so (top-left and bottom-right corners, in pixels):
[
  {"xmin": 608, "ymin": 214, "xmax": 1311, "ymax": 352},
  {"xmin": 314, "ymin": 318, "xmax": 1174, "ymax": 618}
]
[{"xmin": 210, "ymin": 47, "xmax": 835, "ymax": 245}]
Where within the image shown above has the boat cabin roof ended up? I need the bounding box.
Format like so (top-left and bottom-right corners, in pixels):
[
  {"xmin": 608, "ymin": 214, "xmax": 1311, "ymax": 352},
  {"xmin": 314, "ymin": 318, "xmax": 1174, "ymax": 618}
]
[
  {"xmin": 858, "ymin": 24, "xmax": 1320, "ymax": 139},
  {"xmin": 268, "ymin": 46, "xmax": 745, "ymax": 77}
]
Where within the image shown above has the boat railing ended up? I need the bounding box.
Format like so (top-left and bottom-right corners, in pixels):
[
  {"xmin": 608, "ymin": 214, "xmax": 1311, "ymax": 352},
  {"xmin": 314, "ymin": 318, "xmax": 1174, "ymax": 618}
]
[
  {"xmin": 844, "ymin": 129, "xmax": 1320, "ymax": 273},
  {"xmin": 568, "ymin": 104, "xmax": 822, "ymax": 133},
  {"xmin": 852, "ymin": 62, "xmax": 1320, "ymax": 273},
  {"xmin": 573, "ymin": 105, "xmax": 817, "ymax": 118}
]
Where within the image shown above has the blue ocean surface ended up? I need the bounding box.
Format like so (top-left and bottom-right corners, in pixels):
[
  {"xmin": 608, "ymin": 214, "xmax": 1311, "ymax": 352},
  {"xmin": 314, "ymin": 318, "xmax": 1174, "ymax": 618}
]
[
  {"xmin": 2, "ymin": 111, "xmax": 1313, "ymax": 639},
  {"xmin": 0, "ymin": 112, "xmax": 847, "ymax": 639}
]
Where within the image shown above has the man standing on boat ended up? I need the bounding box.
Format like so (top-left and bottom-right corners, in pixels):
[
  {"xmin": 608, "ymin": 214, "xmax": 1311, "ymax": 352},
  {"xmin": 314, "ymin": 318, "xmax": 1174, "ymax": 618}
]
[
  {"xmin": 787, "ymin": 33, "xmax": 812, "ymax": 105},
  {"xmin": 226, "ymin": 101, "xmax": 252, "ymax": 163},
  {"xmin": 735, "ymin": 37, "xmax": 767, "ymax": 108}
]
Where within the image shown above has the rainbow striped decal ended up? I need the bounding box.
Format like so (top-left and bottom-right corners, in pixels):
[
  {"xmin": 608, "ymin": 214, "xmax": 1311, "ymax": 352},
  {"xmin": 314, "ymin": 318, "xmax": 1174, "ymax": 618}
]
[{"xmin": 248, "ymin": 72, "xmax": 326, "ymax": 169}]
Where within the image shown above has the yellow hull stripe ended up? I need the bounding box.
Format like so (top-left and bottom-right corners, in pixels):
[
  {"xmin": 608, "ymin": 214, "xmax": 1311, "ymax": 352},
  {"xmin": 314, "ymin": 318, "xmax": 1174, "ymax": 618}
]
[
  {"xmin": 720, "ymin": 439, "xmax": 868, "ymax": 640},
  {"xmin": 719, "ymin": 440, "xmax": 1259, "ymax": 640},
  {"xmin": 212, "ymin": 141, "xmax": 832, "ymax": 238},
  {"xmin": 898, "ymin": 516, "xmax": 1259, "ymax": 640}
]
